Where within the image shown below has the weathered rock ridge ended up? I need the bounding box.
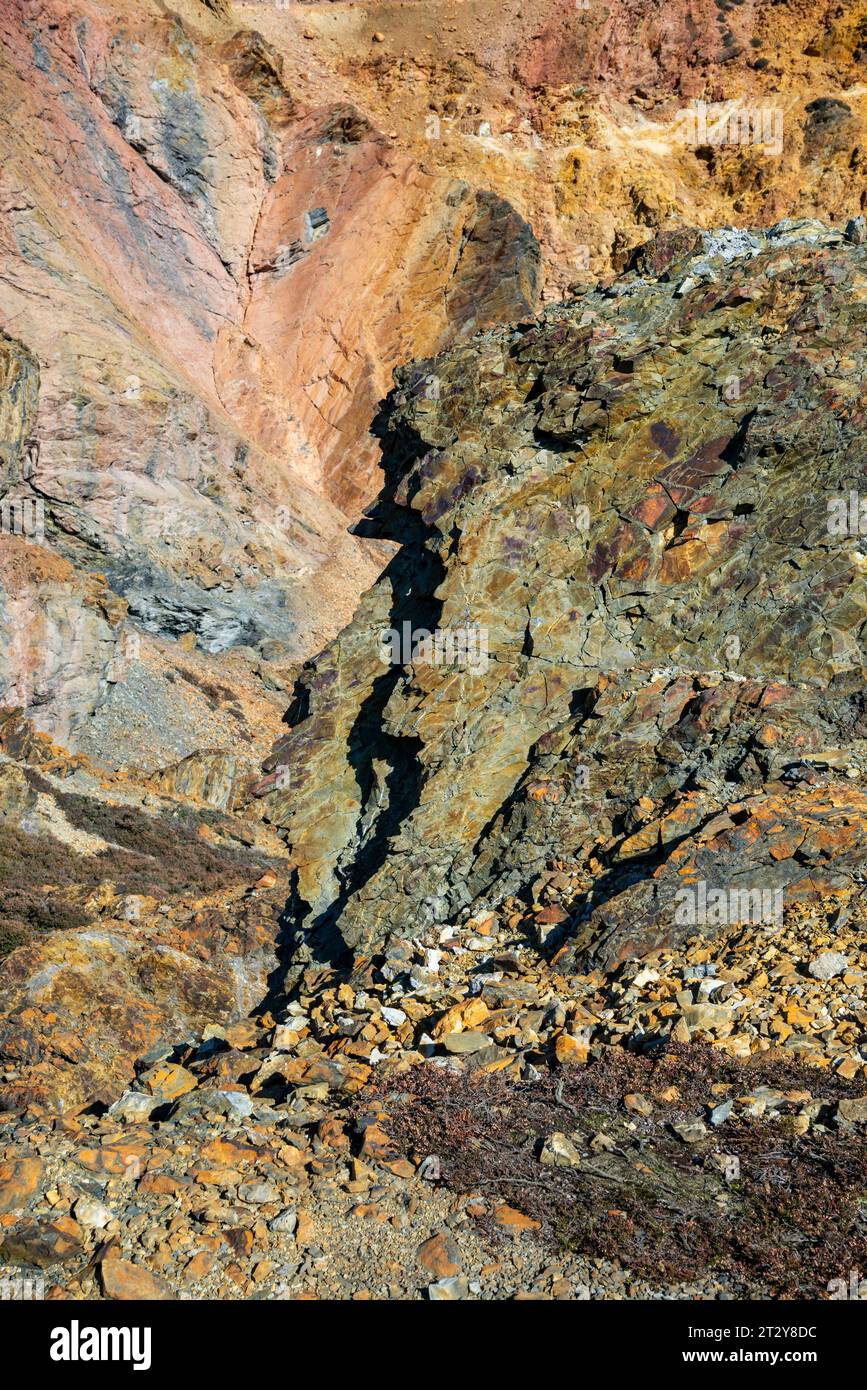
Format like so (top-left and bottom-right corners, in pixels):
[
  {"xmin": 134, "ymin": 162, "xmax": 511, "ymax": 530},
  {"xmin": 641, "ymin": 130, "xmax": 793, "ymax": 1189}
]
[{"xmin": 259, "ymin": 220, "xmax": 867, "ymax": 981}]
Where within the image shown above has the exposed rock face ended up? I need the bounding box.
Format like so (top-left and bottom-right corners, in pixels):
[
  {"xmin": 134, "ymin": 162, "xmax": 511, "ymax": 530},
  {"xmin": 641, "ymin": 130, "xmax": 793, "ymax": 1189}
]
[
  {"xmin": 0, "ymin": 0, "xmax": 545, "ymax": 754},
  {"xmin": 5, "ymin": 0, "xmax": 867, "ymax": 1303},
  {"xmin": 5, "ymin": 0, "xmax": 867, "ymax": 758},
  {"xmin": 0, "ymin": 333, "xmax": 128, "ymax": 741},
  {"xmin": 152, "ymin": 748, "xmax": 241, "ymax": 811},
  {"xmin": 258, "ymin": 221, "xmax": 867, "ymax": 979}
]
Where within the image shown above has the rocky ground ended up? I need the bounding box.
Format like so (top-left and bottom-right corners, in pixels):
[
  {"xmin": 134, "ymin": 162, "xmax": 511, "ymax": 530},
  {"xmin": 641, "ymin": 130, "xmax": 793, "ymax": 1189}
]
[
  {"xmin": 2, "ymin": 218, "xmax": 867, "ymax": 1298},
  {"xmin": 1, "ymin": 881, "xmax": 866, "ymax": 1300}
]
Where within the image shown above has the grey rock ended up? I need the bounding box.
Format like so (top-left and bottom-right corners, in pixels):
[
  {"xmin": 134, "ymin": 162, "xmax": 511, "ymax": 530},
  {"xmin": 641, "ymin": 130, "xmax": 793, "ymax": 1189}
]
[
  {"xmin": 442, "ymin": 1031, "xmax": 493, "ymax": 1054},
  {"xmin": 108, "ymin": 1090, "xmax": 157, "ymax": 1122},
  {"xmin": 808, "ymin": 952, "xmax": 848, "ymax": 980},
  {"xmin": 238, "ymin": 1181, "xmax": 279, "ymax": 1204}
]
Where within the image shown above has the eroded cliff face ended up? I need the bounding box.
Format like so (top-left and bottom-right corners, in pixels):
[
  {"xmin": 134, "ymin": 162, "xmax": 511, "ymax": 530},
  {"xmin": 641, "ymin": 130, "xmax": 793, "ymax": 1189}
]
[
  {"xmin": 1, "ymin": 225, "xmax": 866, "ymax": 1304},
  {"xmin": 4, "ymin": 2, "xmax": 867, "ymax": 1300},
  {"xmin": 0, "ymin": 0, "xmax": 548, "ymax": 749},
  {"xmin": 5, "ymin": 0, "xmax": 867, "ymax": 753},
  {"xmin": 257, "ymin": 221, "xmax": 867, "ymax": 980}
]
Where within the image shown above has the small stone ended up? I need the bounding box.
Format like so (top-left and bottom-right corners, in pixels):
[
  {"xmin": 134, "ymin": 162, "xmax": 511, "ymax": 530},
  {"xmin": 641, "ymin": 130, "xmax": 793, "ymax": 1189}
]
[
  {"xmin": 428, "ymin": 1276, "xmax": 468, "ymax": 1300},
  {"xmin": 372, "ymin": 31, "xmax": 385, "ymax": 42},
  {"xmin": 381, "ymin": 1007, "xmax": 407, "ymax": 1026},
  {"xmin": 442, "ymin": 1030, "xmax": 492, "ymax": 1054},
  {"xmin": 238, "ymin": 1181, "xmax": 279, "ymax": 1204},
  {"xmin": 554, "ymin": 1033, "xmax": 589, "ymax": 1065},
  {"xmin": 808, "ymin": 952, "xmax": 848, "ymax": 980},
  {"xmin": 589, "ymin": 1130, "xmax": 616, "ymax": 1153},
  {"xmin": 672, "ymin": 1119, "xmax": 708, "ymax": 1144},
  {"xmin": 101, "ymin": 1257, "xmax": 172, "ymax": 1301},
  {"xmin": 272, "ymin": 1022, "xmax": 306, "ymax": 1050},
  {"xmin": 295, "ymin": 1211, "xmax": 314, "ymax": 1246},
  {"xmin": 218, "ymin": 1091, "xmax": 255, "ymax": 1119},
  {"xmin": 108, "ymin": 1091, "xmax": 156, "ymax": 1122},
  {"xmin": 493, "ymin": 1203, "xmax": 541, "ymax": 1230},
  {"xmin": 710, "ymin": 1099, "xmax": 734, "ymax": 1127},
  {"xmin": 432, "ymin": 998, "xmax": 489, "ymax": 1038},
  {"xmin": 844, "ymin": 215, "xmax": 867, "ymax": 245},
  {"xmin": 269, "ymin": 1209, "xmax": 298, "ymax": 1235},
  {"xmin": 681, "ymin": 1003, "xmax": 732, "ymax": 1034},
  {"xmin": 671, "ymin": 1016, "xmax": 691, "ymax": 1044},
  {"xmin": 836, "ymin": 1056, "xmax": 861, "ymax": 1081},
  {"xmin": 417, "ymin": 1231, "xmax": 462, "ymax": 1278},
  {"xmin": 540, "ymin": 1132, "xmax": 582, "ymax": 1167},
  {"xmin": 624, "ymin": 1092, "xmax": 653, "ymax": 1116},
  {"xmin": 73, "ymin": 1196, "xmax": 112, "ymax": 1230},
  {"xmin": 185, "ymin": 1250, "xmax": 218, "ymax": 1280},
  {"xmin": 139, "ymin": 1061, "xmax": 198, "ymax": 1100}
]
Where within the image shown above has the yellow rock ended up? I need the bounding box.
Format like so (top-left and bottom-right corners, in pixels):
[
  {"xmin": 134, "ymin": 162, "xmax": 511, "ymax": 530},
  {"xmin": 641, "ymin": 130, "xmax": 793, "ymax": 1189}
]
[
  {"xmin": 432, "ymin": 998, "xmax": 489, "ymax": 1039},
  {"xmin": 671, "ymin": 1017, "xmax": 691, "ymax": 1044},
  {"xmin": 140, "ymin": 1062, "xmax": 197, "ymax": 1100},
  {"xmin": 786, "ymin": 1003, "xmax": 814, "ymax": 1028},
  {"xmin": 836, "ymin": 1056, "xmax": 861, "ymax": 1081},
  {"xmin": 554, "ymin": 1033, "xmax": 589, "ymax": 1065}
]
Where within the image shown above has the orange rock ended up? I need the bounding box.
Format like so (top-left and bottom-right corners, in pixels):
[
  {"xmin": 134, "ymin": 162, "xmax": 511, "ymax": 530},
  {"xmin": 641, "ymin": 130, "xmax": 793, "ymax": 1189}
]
[
  {"xmin": 0, "ymin": 1156, "xmax": 43, "ymax": 1213},
  {"xmin": 554, "ymin": 1033, "xmax": 589, "ymax": 1065},
  {"xmin": 417, "ymin": 1231, "xmax": 462, "ymax": 1278},
  {"xmin": 493, "ymin": 1204, "xmax": 541, "ymax": 1231},
  {"xmin": 201, "ymin": 1138, "xmax": 259, "ymax": 1168},
  {"xmin": 295, "ymin": 1211, "xmax": 314, "ymax": 1246},
  {"xmin": 101, "ymin": 1257, "xmax": 173, "ymax": 1301},
  {"xmin": 185, "ymin": 1250, "xmax": 218, "ymax": 1280},
  {"xmin": 432, "ymin": 998, "xmax": 490, "ymax": 1039}
]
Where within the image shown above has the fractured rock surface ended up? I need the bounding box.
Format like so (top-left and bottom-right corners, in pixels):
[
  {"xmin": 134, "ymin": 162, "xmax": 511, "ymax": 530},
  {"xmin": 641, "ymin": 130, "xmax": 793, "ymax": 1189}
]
[{"xmin": 259, "ymin": 221, "xmax": 867, "ymax": 978}]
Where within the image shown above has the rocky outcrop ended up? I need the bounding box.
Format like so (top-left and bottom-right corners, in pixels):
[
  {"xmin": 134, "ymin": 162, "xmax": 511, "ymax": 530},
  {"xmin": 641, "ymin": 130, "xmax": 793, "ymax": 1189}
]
[
  {"xmin": 152, "ymin": 749, "xmax": 240, "ymax": 811},
  {"xmin": 0, "ymin": 730, "xmax": 290, "ymax": 1110},
  {"xmin": 0, "ymin": 333, "xmax": 128, "ymax": 741},
  {"xmin": 6, "ymin": 0, "xmax": 867, "ymax": 763},
  {"xmin": 258, "ymin": 220, "xmax": 867, "ymax": 980},
  {"xmin": 0, "ymin": 331, "xmax": 38, "ymax": 495},
  {"xmin": 0, "ymin": 0, "xmax": 547, "ymax": 760}
]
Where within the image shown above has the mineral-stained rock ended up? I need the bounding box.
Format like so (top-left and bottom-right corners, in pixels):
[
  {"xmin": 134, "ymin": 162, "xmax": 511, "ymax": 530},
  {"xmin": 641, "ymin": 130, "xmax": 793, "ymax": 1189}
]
[
  {"xmin": 258, "ymin": 222, "xmax": 867, "ymax": 983},
  {"xmin": 0, "ymin": 1156, "xmax": 43, "ymax": 1214},
  {"xmin": 0, "ymin": 332, "xmax": 38, "ymax": 496},
  {"xmin": 0, "ymin": 882, "xmax": 282, "ymax": 1112},
  {"xmin": 0, "ymin": 0, "xmax": 544, "ymax": 757},
  {"xmin": 100, "ymin": 1256, "xmax": 173, "ymax": 1301},
  {"xmin": 6, "ymin": 0, "xmax": 867, "ymax": 766},
  {"xmin": 417, "ymin": 1230, "xmax": 462, "ymax": 1278},
  {"xmin": 152, "ymin": 750, "xmax": 239, "ymax": 811},
  {"xmin": 1, "ymin": 1216, "xmax": 83, "ymax": 1268}
]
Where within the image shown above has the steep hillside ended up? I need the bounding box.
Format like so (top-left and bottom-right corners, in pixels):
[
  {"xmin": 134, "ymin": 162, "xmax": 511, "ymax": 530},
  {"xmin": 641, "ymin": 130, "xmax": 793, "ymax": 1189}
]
[{"xmin": 1, "ymin": 224, "xmax": 866, "ymax": 1301}]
